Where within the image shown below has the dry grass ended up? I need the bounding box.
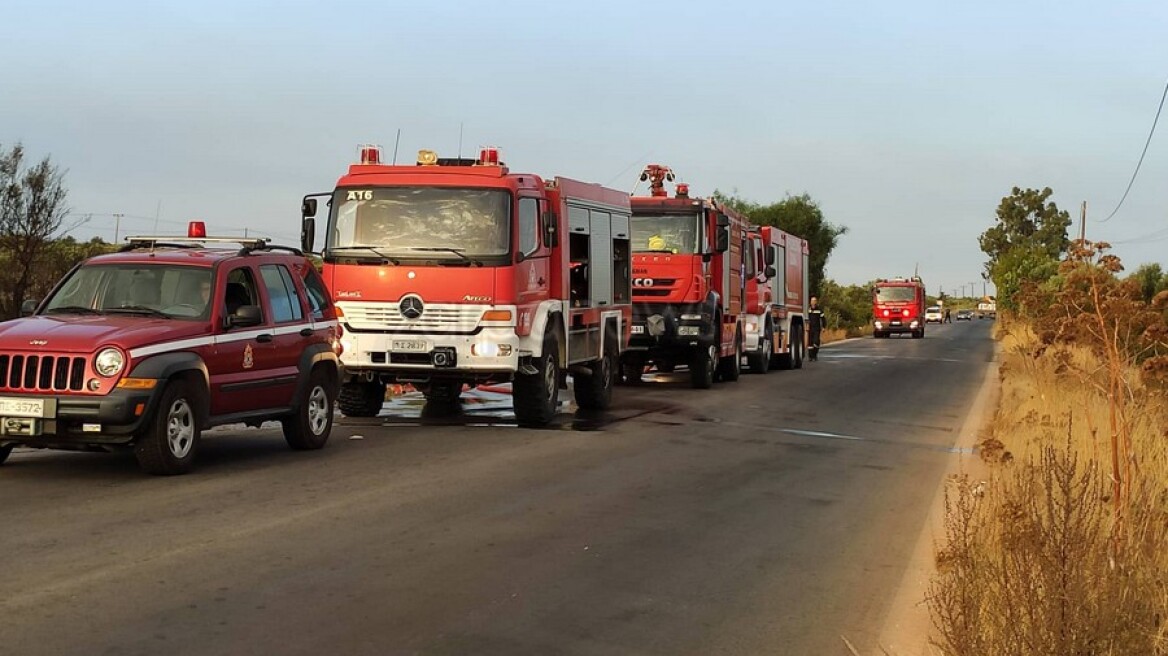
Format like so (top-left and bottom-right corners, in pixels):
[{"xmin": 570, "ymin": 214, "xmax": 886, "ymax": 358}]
[{"xmin": 928, "ymin": 318, "xmax": 1168, "ymax": 655}]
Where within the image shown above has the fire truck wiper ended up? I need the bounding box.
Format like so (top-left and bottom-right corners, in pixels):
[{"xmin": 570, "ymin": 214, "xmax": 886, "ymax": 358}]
[
  {"xmin": 331, "ymin": 245, "xmax": 400, "ymax": 265},
  {"xmin": 45, "ymin": 305, "xmax": 103, "ymax": 315},
  {"xmin": 405, "ymin": 247, "xmax": 482, "ymax": 266},
  {"xmin": 636, "ymin": 249, "xmax": 677, "ymax": 254}
]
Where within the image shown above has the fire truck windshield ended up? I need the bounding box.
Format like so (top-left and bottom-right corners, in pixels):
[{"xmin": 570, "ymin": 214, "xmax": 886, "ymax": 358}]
[
  {"xmin": 630, "ymin": 213, "xmax": 701, "ymax": 254},
  {"xmin": 875, "ymin": 286, "xmax": 917, "ymax": 302},
  {"xmin": 328, "ymin": 187, "xmax": 511, "ymax": 260}
]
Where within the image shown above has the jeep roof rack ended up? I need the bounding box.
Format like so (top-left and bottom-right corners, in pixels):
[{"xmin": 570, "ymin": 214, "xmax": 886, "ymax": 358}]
[{"xmin": 121, "ymin": 236, "xmax": 303, "ymax": 257}]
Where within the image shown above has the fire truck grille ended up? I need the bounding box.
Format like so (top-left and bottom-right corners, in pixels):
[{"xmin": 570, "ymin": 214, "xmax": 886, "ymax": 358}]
[
  {"xmin": 0, "ymin": 353, "xmax": 87, "ymax": 392},
  {"xmin": 340, "ymin": 302, "xmax": 486, "ymax": 334}
]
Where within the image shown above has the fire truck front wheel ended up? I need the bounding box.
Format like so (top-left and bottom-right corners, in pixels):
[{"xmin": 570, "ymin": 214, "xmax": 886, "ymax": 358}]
[
  {"xmin": 717, "ymin": 333, "xmax": 743, "ymax": 382},
  {"xmin": 747, "ymin": 323, "xmax": 771, "ymax": 374},
  {"xmin": 690, "ymin": 344, "xmax": 716, "ymax": 389},
  {"xmin": 338, "ymin": 381, "xmax": 386, "ymax": 418},
  {"xmin": 514, "ymin": 334, "xmax": 560, "ymax": 427}
]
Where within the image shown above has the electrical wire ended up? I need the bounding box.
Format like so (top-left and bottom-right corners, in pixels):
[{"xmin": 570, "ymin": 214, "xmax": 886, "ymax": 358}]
[{"xmin": 1099, "ymin": 77, "xmax": 1168, "ymax": 223}]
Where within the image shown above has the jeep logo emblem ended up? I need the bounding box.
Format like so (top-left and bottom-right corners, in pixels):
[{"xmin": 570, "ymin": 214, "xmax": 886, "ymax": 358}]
[
  {"xmin": 29, "ymin": 339, "xmax": 48, "ymax": 346},
  {"xmin": 399, "ymin": 295, "xmax": 424, "ymax": 319}
]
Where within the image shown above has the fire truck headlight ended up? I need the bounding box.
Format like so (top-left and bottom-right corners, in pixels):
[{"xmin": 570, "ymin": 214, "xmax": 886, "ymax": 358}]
[
  {"xmin": 471, "ymin": 342, "xmax": 500, "ymax": 357},
  {"xmin": 95, "ymin": 348, "xmax": 125, "ymax": 378},
  {"xmin": 874, "ymin": 321, "xmax": 884, "ymax": 329},
  {"xmin": 745, "ymin": 321, "xmax": 758, "ymax": 333},
  {"xmin": 680, "ymin": 314, "xmax": 702, "ymax": 321},
  {"xmin": 910, "ymin": 321, "xmax": 920, "ymax": 328}
]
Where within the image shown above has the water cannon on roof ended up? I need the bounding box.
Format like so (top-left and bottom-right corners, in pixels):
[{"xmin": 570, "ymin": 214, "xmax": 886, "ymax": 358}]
[{"xmin": 639, "ymin": 164, "xmax": 675, "ymax": 198}]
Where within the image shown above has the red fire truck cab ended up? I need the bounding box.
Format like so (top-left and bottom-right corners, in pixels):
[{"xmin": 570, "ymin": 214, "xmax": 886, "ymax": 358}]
[
  {"xmin": 742, "ymin": 226, "xmax": 810, "ymax": 371},
  {"xmin": 622, "ymin": 165, "xmax": 748, "ymax": 389},
  {"xmin": 302, "ymin": 146, "xmax": 632, "ymax": 426},
  {"xmin": 873, "ymin": 276, "xmax": 927, "ymax": 338}
]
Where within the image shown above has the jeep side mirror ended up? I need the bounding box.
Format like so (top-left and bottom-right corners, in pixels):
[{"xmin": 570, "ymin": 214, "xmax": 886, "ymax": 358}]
[
  {"xmin": 715, "ymin": 227, "xmax": 729, "ymax": 253},
  {"xmin": 21, "ymin": 299, "xmax": 39, "ymax": 316},
  {"xmin": 543, "ymin": 211, "xmax": 559, "ymax": 248},
  {"xmin": 228, "ymin": 305, "xmax": 263, "ymax": 328},
  {"xmin": 764, "ymin": 265, "xmax": 776, "ymax": 278}
]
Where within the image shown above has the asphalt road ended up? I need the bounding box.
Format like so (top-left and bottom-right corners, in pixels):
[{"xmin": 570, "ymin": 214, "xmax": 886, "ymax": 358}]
[{"xmin": 1, "ymin": 319, "xmax": 995, "ymax": 656}]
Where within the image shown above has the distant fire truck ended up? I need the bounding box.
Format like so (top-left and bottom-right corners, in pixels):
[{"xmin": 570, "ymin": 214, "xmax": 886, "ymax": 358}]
[
  {"xmin": 302, "ymin": 145, "xmax": 632, "ymax": 426},
  {"xmin": 622, "ymin": 165, "xmax": 748, "ymax": 388},
  {"xmin": 872, "ymin": 276, "xmax": 927, "ymax": 338},
  {"xmin": 740, "ymin": 226, "xmax": 809, "ymax": 371}
]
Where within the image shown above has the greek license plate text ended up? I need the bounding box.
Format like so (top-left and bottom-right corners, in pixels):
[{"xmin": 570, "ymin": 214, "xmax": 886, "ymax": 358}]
[
  {"xmin": 0, "ymin": 397, "xmax": 45, "ymax": 418},
  {"xmin": 631, "ymin": 325, "xmax": 645, "ymax": 335},
  {"xmin": 392, "ymin": 340, "xmax": 429, "ymax": 352}
]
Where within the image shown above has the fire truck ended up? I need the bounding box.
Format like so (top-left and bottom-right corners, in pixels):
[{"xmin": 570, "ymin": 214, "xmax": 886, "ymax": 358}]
[
  {"xmin": 872, "ymin": 276, "xmax": 927, "ymax": 338},
  {"xmin": 741, "ymin": 226, "xmax": 809, "ymax": 372},
  {"xmin": 622, "ymin": 165, "xmax": 748, "ymax": 389},
  {"xmin": 301, "ymin": 145, "xmax": 633, "ymax": 427}
]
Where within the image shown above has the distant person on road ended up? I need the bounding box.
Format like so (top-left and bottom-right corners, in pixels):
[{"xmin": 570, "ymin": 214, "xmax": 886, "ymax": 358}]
[
  {"xmin": 807, "ymin": 296, "xmax": 824, "ymax": 361},
  {"xmin": 944, "ymin": 308, "xmax": 952, "ymax": 323}
]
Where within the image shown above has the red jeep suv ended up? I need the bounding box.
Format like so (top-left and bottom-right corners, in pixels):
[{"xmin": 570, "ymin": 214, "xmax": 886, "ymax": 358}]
[{"xmin": 0, "ymin": 229, "xmax": 342, "ymax": 475}]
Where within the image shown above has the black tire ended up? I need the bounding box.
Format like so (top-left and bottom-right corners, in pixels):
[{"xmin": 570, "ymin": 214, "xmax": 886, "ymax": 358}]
[
  {"xmin": 134, "ymin": 379, "xmax": 202, "ymax": 476},
  {"xmin": 792, "ymin": 327, "xmax": 804, "ymax": 369},
  {"xmin": 655, "ymin": 361, "xmax": 676, "ymax": 374},
  {"xmin": 337, "ymin": 381, "xmax": 385, "ymax": 417},
  {"xmin": 514, "ymin": 334, "xmax": 560, "ymax": 427},
  {"xmin": 747, "ymin": 325, "xmax": 770, "ymax": 374},
  {"xmin": 0, "ymin": 444, "xmax": 12, "ymax": 466},
  {"xmin": 283, "ymin": 368, "xmax": 335, "ymax": 450},
  {"xmin": 422, "ymin": 381, "xmax": 463, "ymax": 405},
  {"xmin": 718, "ymin": 334, "xmax": 742, "ymax": 382},
  {"xmin": 574, "ymin": 346, "xmax": 616, "ymax": 411},
  {"xmin": 913, "ymin": 329, "xmax": 924, "ymax": 339},
  {"xmin": 690, "ymin": 344, "xmax": 716, "ymax": 389}
]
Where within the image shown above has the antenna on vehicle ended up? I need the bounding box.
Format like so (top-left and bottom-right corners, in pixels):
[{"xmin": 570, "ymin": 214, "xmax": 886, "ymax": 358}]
[
  {"xmin": 391, "ymin": 128, "xmax": 402, "ymax": 165},
  {"xmin": 457, "ymin": 122, "xmax": 464, "ymax": 161}
]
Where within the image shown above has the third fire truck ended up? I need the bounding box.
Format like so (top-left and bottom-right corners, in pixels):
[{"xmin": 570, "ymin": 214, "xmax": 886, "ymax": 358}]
[
  {"xmin": 622, "ymin": 165, "xmax": 749, "ymax": 389},
  {"xmin": 302, "ymin": 145, "xmax": 633, "ymax": 426},
  {"xmin": 872, "ymin": 276, "xmax": 927, "ymax": 338},
  {"xmin": 741, "ymin": 226, "xmax": 810, "ymax": 372}
]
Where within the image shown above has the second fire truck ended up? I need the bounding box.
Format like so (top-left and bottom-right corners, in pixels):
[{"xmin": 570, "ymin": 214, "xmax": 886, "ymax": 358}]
[
  {"xmin": 302, "ymin": 146, "xmax": 633, "ymax": 426},
  {"xmin": 741, "ymin": 226, "xmax": 810, "ymax": 372}
]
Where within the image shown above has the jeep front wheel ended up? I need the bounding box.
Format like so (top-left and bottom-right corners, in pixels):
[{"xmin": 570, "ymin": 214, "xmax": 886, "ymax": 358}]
[
  {"xmin": 135, "ymin": 380, "xmax": 201, "ymax": 476},
  {"xmin": 283, "ymin": 368, "xmax": 335, "ymax": 450}
]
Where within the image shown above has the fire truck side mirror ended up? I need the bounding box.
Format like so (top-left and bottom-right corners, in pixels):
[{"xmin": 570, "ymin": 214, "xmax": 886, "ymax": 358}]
[
  {"xmin": 715, "ymin": 227, "xmax": 729, "ymax": 253},
  {"xmin": 764, "ymin": 265, "xmax": 777, "ymax": 279},
  {"xmin": 543, "ymin": 211, "xmax": 559, "ymax": 247},
  {"xmin": 764, "ymin": 246, "xmax": 776, "ymax": 266},
  {"xmin": 302, "ymin": 198, "xmax": 317, "ymax": 218},
  {"xmin": 301, "ymin": 217, "xmax": 316, "ymax": 253}
]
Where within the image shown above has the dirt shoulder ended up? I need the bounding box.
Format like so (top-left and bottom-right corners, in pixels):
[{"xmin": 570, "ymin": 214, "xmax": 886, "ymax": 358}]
[{"xmin": 874, "ymin": 341, "xmax": 1001, "ymax": 655}]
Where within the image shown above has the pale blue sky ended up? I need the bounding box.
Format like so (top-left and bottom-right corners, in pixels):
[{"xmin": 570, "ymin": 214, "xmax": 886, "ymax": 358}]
[{"xmin": 2, "ymin": 0, "xmax": 1166, "ymax": 296}]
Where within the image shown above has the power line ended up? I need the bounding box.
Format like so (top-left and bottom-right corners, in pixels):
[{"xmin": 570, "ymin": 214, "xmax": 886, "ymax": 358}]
[{"xmin": 1099, "ymin": 77, "xmax": 1168, "ymax": 223}]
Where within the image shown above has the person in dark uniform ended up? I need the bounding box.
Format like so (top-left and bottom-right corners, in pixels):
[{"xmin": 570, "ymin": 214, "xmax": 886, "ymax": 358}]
[
  {"xmin": 944, "ymin": 307, "xmax": 952, "ymax": 323},
  {"xmin": 807, "ymin": 296, "xmax": 824, "ymax": 361}
]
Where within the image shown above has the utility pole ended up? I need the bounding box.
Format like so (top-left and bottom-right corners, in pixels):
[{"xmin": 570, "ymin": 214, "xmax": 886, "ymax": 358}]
[
  {"xmin": 1079, "ymin": 201, "xmax": 1087, "ymax": 244},
  {"xmin": 112, "ymin": 213, "xmax": 124, "ymax": 243},
  {"xmin": 970, "ymin": 282, "xmax": 979, "ymax": 300}
]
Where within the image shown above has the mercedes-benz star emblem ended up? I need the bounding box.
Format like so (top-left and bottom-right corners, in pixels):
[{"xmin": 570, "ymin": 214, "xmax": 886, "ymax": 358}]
[{"xmin": 399, "ymin": 295, "xmax": 424, "ymax": 319}]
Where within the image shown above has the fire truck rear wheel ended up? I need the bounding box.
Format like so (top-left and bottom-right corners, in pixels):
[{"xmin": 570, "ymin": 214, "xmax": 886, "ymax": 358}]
[
  {"xmin": 718, "ymin": 334, "xmax": 743, "ymax": 382},
  {"xmin": 134, "ymin": 379, "xmax": 202, "ymax": 476},
  {"xmin": 690, "ymin": 344, "xmax": 716, "ymax": 389},
  {"xmin": 792, "ymin": 327, "xmax": 804, "ymax": 369},
  {"xmin": 574, "ymin": 346, "xmax": 616, "ymax": 411},
  {"xmin": 514, "ymin": 334, "xmax": 560, "ymax": 427},
  {"xmin": 337, "ymin": 381, "xmax": 386, "ymax": 418}
]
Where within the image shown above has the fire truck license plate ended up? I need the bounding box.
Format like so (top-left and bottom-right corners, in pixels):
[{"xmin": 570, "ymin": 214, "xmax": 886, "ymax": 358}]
[
  {"xmin": 631, "ymin": 325, "xmax": 645, "ymax": 335},
  {"xmin": 391, "ymin": 340, "xmax": 429, "ymax": 353},
  {"xmin": 0, "ymin": 397, "xmax": 45, "ymax": 418}
]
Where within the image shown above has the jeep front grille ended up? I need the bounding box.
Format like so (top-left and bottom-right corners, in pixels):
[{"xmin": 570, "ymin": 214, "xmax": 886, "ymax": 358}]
[{"xmin": 0, "ymin": 353, "xmax": 87, "ymax": 392}]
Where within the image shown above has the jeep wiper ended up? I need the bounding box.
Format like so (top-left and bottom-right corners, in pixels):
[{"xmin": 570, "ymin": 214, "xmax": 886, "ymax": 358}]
[
  {"xmin": 405, "ymin": 247, "xmax": 482, "ymax": 266},
  {"xmin": 331, "ymin": 245, "xmax": 400, "ymax": 265},
  {"xmin": 107, "ymin": 305, "xmax": 172, "ymax": 319},
  {"xmin": 45, "ymin": 305, "xmax": 103, "ymax": 315}
]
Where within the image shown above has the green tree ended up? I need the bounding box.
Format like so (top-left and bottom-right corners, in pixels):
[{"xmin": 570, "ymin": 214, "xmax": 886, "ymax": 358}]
[
  {"xmin": 978, "ymin": 187, "xmax": 1071, "ymax": 312},
  {"xmin": 1, "ymin": 143, "xmax": 70, "ymax": 318},
  {"xmin": 713, "ymin": 191, "xmax": 847, "ymax": 296},
  {"xmin": 1127, "ymin": 263, "xmax": 1168, "ymax": 303}
]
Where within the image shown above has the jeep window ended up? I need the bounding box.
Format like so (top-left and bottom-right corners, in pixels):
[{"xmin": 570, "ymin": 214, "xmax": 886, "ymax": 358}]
[
  {"xmin": 302, "ymin": 267, "xmax": 332, "ymax": 320},
  {"xmin": 630, "ymin": 213, "xmax": 700, "ymax": 254},
  {"xmin": 224, "ymin": 267, "xmax": 263, "ymax": 321},
  {"xmin": 328, "ymin": 187, "xmax": 510, "ymax": 260},
  {"xmin": 45, "ymin": 264, "xmax": 213, "ymax": 320},
  {"xmin": 260, "ymin": 264, "xmax": 302, "ymax": 323}
]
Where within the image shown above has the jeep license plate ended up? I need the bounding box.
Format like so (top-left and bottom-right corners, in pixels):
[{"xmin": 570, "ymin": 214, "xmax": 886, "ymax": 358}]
[
  {"xmin": 391, "ymin": 340, "xmax": 429, "ymax": 353},
  {"xmin": 0, "ymin": 397, "xmax": 45, "ymax": 418},
  {"xmin": 631, "ymin": 325, "xmax": 645, "ymax": 335}
]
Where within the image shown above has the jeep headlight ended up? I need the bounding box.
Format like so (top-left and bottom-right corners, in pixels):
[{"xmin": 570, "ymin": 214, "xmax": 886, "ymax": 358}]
[{"xmin": 95, "ymin": 347, "xmax": 125, "ymax": 378}]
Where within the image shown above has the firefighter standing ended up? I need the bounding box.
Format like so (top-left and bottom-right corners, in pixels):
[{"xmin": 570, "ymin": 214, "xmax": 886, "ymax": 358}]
[{"xmin": 808, "ymin": 296, "xmax": 824, "ymax": 361}]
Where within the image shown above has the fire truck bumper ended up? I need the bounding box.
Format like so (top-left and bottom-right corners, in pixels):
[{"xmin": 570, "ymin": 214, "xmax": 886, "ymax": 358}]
[
  {"xmin": 628, "ymin": 302, "xmax": 717, "ymax": 350},
  {"xmin": 873, "ymin": 319, "xmax": 921, "ymax": 334},
  {"xmin": 338, "ymin": 329, "xmax": 521, "ymax": 378}
]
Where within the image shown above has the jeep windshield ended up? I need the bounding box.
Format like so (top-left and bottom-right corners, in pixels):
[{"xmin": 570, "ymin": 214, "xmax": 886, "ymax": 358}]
[
  {"xmin": 327, "ymin": 187, "xmax": 510, "ymax": 264},
  {"xmin": 44, "ymin": 264, "xmax": 214, "ymax": 320},
  {"xmin": 631, "ymin": 212, "xmax": 701, "ymax": 254},
  {"xmin": 875, "ymin": 286, "xmax": 917, "ymax": 303}
]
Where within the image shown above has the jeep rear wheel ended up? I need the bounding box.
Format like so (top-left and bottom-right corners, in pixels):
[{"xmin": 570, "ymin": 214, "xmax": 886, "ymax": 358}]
[
  {"xmin": 338, "ymin": 381, "xmax": 385, "ymax": 418},
  {"xmin": 283, "ymin": 368, "xmax": 335, "ymax": 450},
  {"xmin": 135, "ymin": 380, "xmax": 201, "ymax": 476},
  {"xmin": 514, "ymin": 334, "xmax": 560, "ymax": 427}
]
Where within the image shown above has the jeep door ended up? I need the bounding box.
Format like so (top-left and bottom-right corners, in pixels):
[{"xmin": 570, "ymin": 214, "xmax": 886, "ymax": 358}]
[{"xmin": 208, "ymin": 264, "xmax": 285, "ymax": 417}]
